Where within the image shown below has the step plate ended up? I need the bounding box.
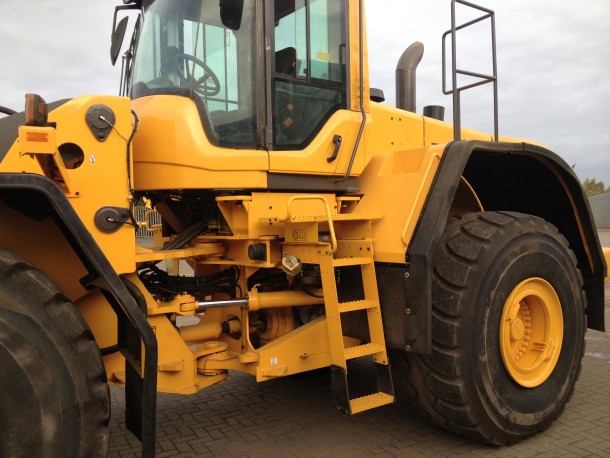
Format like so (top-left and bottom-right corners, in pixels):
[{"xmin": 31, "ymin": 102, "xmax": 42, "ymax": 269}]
[
  {"xmin": 350, "ymin": 392, "xmax": 395, "ymax": 415},
  {"xmin": 344, "ymin": 343, "xmax": 385, "ymax": 360},
  {"xmin": 332, "ymin": 257, "xmax": 373, "ymax": 267},
  {"xmin": 338, "ymin": 299, "xmax": 377, "ymax": 314}
]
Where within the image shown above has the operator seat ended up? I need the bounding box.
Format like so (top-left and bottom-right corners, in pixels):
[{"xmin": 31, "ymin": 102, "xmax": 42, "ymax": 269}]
[{"xmin": 275, "ymin": 47, "xmax": 297, "ymax": 76}]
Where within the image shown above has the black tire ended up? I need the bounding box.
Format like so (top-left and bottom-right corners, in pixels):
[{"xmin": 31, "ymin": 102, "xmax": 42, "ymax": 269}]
[
  {"xmin": 391, "ymin": 212, "xmax": 586, "ymax": 445},
  {"xmin": 0, "ymin": 248, "xmax": 109, "ymax": 457}
]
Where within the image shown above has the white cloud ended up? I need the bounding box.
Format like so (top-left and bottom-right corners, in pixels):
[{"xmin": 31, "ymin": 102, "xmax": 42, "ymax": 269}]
[{"xmin": 1, "ymin": 0, "xmax": 123, "ymax": 110}]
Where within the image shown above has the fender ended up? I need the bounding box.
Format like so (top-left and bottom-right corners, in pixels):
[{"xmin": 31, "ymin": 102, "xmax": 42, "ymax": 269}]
[
  {"xmin": 385, "ymin": 140, "xmax": 605, "ymax": 354},
  {"xmin": 0, "ymin": 172, "xmax": 158, "ymax": 455}
]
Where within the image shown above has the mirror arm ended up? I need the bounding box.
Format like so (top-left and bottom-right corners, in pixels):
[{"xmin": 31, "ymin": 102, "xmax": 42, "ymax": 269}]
[{"xmin": 111, "ymin": 4, "xmax": 141, "ymax": 66}]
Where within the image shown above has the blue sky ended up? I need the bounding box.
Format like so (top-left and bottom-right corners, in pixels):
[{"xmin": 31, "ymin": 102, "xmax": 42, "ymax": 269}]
[{"xmin": 2, "ymin": 0, "xmax": 609, "ymax": 185}]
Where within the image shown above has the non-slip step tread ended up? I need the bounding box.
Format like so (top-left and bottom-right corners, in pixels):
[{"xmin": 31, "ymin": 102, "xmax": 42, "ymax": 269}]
[
  {"xmin": 338, "ymin": 299, "xmax": 378, "ymax": 313},
  {"xmin": 344, "ymin": 343, "xmax": 385, "ymax": 360},
  {"xmin": 332, "ymin": 256, "xmax": 373, "ymax": 267},
  {"xmin": 350, "ymin": 392, "xmax": 394, "ymax": 414},
  {"xmin": 290, "ymin": 212, "xmax": 382, "ymax": 222}
]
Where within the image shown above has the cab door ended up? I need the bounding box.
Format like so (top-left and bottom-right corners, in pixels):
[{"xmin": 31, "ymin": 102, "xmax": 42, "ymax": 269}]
[{"xmin": 267, "ymin": 0, "xmax": 363, "ymax": 180}]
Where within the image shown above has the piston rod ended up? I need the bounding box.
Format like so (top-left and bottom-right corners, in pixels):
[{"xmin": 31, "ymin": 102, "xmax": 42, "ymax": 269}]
[{"xmin": 196, "ymin": 290, "xmax": 324, "ymax": 313}]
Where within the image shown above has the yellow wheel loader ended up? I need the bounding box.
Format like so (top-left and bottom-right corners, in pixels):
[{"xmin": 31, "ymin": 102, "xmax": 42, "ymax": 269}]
[{"xmin": 0, "ymin": 0, "xmax": 607, "ymax": 456}]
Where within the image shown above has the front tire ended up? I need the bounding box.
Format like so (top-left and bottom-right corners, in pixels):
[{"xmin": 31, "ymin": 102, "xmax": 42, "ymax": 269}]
[
  {"xmin": 0, "ymin": 248, "xmax": 110, "ymax": 457},
  {"xmin": 392, "ymin": 212, "xmax": 586, "ymax": 445}
]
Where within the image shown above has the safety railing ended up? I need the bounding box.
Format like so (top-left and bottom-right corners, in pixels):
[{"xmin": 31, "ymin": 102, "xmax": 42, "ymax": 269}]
[{"xmin": 442, "ymin": 0, "xmax": 498, "ymax": 141}]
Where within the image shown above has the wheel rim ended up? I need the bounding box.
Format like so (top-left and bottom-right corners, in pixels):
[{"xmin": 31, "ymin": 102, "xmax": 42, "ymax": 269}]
[{"xmin": 499, "ymin": 277, "xmax": 563, "ymax": 388}]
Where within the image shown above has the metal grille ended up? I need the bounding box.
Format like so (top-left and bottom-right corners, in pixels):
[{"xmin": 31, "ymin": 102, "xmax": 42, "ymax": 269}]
[{"xmin": 134, "ymin": 204, "xmax": 162, "ymax": 238}]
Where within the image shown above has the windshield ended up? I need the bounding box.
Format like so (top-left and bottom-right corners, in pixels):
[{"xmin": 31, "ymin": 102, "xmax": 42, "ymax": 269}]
[{"xmin": 131, "ymin": 0, "xmax": 258, "ymax": 148}]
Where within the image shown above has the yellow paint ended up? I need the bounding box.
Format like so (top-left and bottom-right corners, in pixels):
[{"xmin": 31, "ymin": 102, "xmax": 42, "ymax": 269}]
[
  {"xmin": 0, "ymin": 198, "xmax": 89, "ymax": 301},
  {"xmin": 217, "ymin": 192, "xmax": 338, "ymax": 239},
  {"xmin": 1, "ymin": 96, "xmax": 136, "ymax": 274},
  {"xmin": 247, "ymin": 290, "xmax": 324, "ymax": 311},
  {"xmin": 18, "ymin": 126, "xmax": 56, "ymax": 153},
  {"xmin": 424, "ymin": 116, "xmax": 492, "ymax": 145},
  {"xmin": 366, "ymin": 104, "xmax": 424, "ymax": 153},
  {"xmin": 131, "ymin": 95, "xmax": 268, "ymax": 190},
  {"xmin": 499, "ymin": 278, "xmax": 563, "ymax": 388},
  {"xmin": 256, "ymin": 316, "xmax": 332, "ymax": 381},
  {"xmin": 355, "ymin": 144, "xmax": 447, "ymax": 263},
  {"xmin": 348, "ymin": 0, "xmax": 370, "ymax": 113},
  {"xmin": 75, "ymin": 288, "xmax": 118, "ymax": 350}
]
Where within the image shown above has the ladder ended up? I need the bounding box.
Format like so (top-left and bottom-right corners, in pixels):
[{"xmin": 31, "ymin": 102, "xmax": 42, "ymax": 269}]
[
  {"xmin": 283, "ymin": 197, "xmax": 394, "ymax": 415},
  {"xmin": 319, "ymin": 238, "xmax": 395, "ymax": 415}
]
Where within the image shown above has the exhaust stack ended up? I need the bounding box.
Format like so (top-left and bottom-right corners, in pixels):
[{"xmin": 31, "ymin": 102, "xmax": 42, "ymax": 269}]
[{"xmin": 396, "ymin": 42, "xmax": 424, "ymax": 113}]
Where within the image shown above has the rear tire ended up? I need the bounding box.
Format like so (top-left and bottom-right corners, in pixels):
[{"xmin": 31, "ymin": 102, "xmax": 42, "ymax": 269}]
[
  {"xmin": 0, "ymin": 248, "xmax": 109, "ymax": 457},
  {"xmin": 391, "ymin": 212, "xmax": 586, "ymax": 445}
]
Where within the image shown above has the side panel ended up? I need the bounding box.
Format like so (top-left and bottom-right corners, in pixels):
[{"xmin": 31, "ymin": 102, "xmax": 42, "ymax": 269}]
[
  {"xmin": 131, "ymin": 96, "xmax": 268, "ymax": 191},
  {"xmin": 0, "ymin": 96, "xmax": 137, "ymax": 276},
  {"xmin": 355, "ymin": 144, "xmax": 445, "ymax": 263}
]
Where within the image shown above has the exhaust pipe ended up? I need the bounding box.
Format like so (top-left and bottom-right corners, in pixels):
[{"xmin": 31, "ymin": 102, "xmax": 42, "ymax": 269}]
[
  {"xmin": 396, "ymin": 42, "xmax": 424, "ymax": 113},
  {"xmin": 423, "ymin": 105, "xmax": 445, "ymax": 121}
]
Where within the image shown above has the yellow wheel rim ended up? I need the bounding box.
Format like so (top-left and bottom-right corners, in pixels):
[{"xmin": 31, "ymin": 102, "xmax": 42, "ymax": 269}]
[{"xmin": 499, "ymin": 278, "xmax": 563, "ymax": 388}]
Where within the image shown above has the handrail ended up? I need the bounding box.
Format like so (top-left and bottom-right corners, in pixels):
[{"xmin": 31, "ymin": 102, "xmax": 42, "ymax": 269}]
[
  {"xmin": 442, "ymin": 0, "xmax": 498, "ymax": 142},
  {"xmin": 287, "ymin": 195, "xmax": 338, "ymax": 254}
]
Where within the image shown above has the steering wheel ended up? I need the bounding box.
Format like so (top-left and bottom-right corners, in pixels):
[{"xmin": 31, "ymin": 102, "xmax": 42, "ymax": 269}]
[{"xmin": 166, "ymin": 53, "xmax": 221, "ymax": 97}]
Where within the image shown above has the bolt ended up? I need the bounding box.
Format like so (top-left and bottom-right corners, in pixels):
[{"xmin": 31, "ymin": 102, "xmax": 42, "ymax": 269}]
[
  {"xmin": 405, "ymin": 272, "xmax": 410, "ymax": 278},
  {"xmin": 405, "ymin": 308, "xmax": 411, "ymax": 315},
  {"xmin": 405, "ymin": 345, "xmax": 411, "ymax": 351}
]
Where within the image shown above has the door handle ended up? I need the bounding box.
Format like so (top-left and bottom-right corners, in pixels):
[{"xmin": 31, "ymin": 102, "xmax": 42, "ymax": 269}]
[{"xmin": 327, "ymin": 135, "xmax": 342, "ymax": 163}]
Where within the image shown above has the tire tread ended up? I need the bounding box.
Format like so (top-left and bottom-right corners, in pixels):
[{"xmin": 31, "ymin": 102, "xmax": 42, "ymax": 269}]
[
  {"xmin": 391, "ymin": 212, "xmax": 586, "ymax": 445},
  {"xmin": 0, "ymin": 247, "xmax": 109, "ymax": 456}
]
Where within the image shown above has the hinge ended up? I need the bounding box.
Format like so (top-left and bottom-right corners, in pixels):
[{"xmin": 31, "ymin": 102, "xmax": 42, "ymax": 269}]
[{"xmin": 263, "ymin": 125, "xmax": 273, "ymax": 150}]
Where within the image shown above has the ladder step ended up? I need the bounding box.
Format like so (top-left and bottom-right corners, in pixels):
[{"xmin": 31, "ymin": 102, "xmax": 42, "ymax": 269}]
[
  {"xmin": 344, "ymin": 343, "xmax": 385, "ymax": 360},
  {"xmin": 349, "ymin": 392, "xmax": 395, "ymax": 414},
  {"xmin": 338, "ymin": 299, "xmax": 377, "ymax": 313},
  {"xmin": 289, "ymin": 212, "xmax": 382, "ymax": 223},
  {"xmin": 332, "ymin": 257, "xmax": 373, "ymax": 267}
]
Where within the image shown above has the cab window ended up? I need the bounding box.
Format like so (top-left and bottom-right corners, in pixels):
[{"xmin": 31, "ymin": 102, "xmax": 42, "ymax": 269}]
[
  {"xmin": 131, "ymin": 0, "xmax": 258, "ymax": 148},
  {"xmin": 273, "ymin": 0, "xmax": 347, "ymax": 149}
]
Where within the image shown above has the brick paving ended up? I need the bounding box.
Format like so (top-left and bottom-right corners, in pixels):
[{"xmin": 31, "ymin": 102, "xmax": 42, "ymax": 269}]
[{"xmin": 108, "ymin": 232, "xmax": 610, "ymax": 457}]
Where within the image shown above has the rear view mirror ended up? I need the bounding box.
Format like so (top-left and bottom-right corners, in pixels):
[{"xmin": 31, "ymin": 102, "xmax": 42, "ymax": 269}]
[
  {"xmin": 111, "ymin": 16, "xmax": 129, "ymax": 66},
  {"xmin": 219, "ymin": 0, "xmax": 244, "ymax": 31}
]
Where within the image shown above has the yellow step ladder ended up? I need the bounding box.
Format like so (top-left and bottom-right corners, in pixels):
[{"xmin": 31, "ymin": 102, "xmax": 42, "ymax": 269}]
[
  {"xmin": 319, "ymin": 239, "xmax": 395, "ymax": 415},
  {"xmin": 282, "ymin": 195, "xmax": 394, "ymax": 414}
]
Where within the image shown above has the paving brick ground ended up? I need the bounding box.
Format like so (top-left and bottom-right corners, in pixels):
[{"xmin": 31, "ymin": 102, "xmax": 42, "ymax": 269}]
[{"xmin": 108, "ymin": 232, "xmax": 610, "ymax": 457}]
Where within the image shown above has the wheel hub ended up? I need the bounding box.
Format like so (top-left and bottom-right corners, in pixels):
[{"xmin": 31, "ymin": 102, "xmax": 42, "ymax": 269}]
[{"xmin": 500, "ymin": 278, "xmax": 563, "ymax": 388}]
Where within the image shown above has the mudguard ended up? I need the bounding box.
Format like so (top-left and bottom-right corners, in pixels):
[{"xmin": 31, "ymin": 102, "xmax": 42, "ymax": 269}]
[{"xmin": 384, "ymin": 140, "xmax": 605, "ymax": 354}]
